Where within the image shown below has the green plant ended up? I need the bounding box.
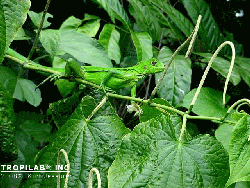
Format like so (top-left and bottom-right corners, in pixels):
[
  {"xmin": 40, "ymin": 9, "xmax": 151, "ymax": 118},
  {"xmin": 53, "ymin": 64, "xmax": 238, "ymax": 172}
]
[{"xmin": 1, "ymin": 0, "xmax": 250, "ymax": 187}]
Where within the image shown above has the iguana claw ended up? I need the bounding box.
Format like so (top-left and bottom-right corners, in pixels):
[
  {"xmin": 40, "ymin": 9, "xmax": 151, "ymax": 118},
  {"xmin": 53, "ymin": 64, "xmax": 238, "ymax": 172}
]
[{"xmin": 36, "ymin": 73, "xmax": 63, "ymax": 89}]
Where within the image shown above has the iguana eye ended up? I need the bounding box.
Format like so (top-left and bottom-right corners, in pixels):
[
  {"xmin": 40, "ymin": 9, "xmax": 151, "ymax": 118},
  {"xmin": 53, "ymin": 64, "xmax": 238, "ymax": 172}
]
[{"xmin": 151, "ymin": 61, "xmax": 157, "ymax": 66}]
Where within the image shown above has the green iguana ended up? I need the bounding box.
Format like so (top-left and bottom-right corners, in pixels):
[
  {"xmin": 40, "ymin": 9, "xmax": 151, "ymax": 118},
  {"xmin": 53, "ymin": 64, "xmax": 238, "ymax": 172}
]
[{"xmin": 6, "ymin": 48, "xmax": 165, "ymax": 114}]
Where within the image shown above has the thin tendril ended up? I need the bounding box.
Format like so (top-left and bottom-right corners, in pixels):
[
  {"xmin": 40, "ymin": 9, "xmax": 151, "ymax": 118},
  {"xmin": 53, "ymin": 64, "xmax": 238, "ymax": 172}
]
[
  {"xmin": 188, "ymin": 41, "xmax": 235, "ymax": 114},
  {"xmin": 57, "ymin": 149, "xmax": 70, "ymax": 188},
  {"xmin": 150, "ymin": 15, "xmax": 202, "ymax": 98},
  {"xmin": 88, "ymin": 168, "xmax": 101, "ymax": 188}
]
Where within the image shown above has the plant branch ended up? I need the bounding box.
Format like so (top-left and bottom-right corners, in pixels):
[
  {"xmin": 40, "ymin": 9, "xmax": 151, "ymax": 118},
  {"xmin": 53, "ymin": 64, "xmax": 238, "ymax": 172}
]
[
  {"xmin": 150, "ymin": 15, "xmax": 201, "ymax": 99},
  {"xmin": 27, "ymin": 0, "xmax": 52, "ymax": 61}
]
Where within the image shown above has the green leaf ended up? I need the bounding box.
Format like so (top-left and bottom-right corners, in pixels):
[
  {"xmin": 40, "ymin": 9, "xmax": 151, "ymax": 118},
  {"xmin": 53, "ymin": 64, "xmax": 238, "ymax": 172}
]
[
  {"xmin": 0, "ymin": 66, "xmax": 17, "ymax": 94},
  {"xmin": 99, "ymin": 24, "xmax": 121, "ymax": 64},
  {"xmin": 140, "ymin": 98, "xmax": 176, "ymax": 123},
  {"xmin": 131, "ymin": 31, "xmax": 153, "ymax": 62},
  {"xmin": 148, "ymin": 0, "xmax": 194, "ymax": 37},
  {"xmin": 128, "ymin": 0, "xmax": 162, "ymax": 41},
  {"xmin": 156, "ymin": 46, "xmax": 192, "ymax": 106},
  {"xmin": 24, "ymin": 102, "xmax": 130, "ymax": 187},
  {"xmin": 231, "ymin": 111, "xmax": 248, "ymax": 121},
  {"xmin": 226, "ymin": 115, "xmax": 250, "ymax": 187},
  {"xmin": 108, "ymin": 114, "xmax": 229, "ymax": 187},
  {"xmin": 77, "ymin": 16, "xmax": 100, "ymax": 37},
  {"xmin": 15, "ymin": 127, "xmax": 39, "ymax": 165},
  {"xmin": 196, "ymin": 53, "xmax": 241, "ymax": 85},
  {"xmin": 13, "ymin": 78, "xmax": 42, "ymax": 107},
  {"xmin": 20, "ymin": 120, "xmax": 52, "ymax": 142},
  {"xmin": 0, "ymin": 84, "xmax": 16, "ymax": 154},
  {"xmin": 60, "ymin": 15, "xmax": 101, "ymax": 37},
  {"xmin": 234, "ymin": 181, "xmax": 250, "ymax": 188},
  {"xmin": 0, "ymin": 149, "xmax": 25, "ymax": 187},
  {"xmin": 14, "ymin": 27, "xmax": 30, "ymax": 40},
  {"xmin": 215, "ymin": 123, "xmax": 234, "ymax": 152},
  {"xmin": 182, "ymin": 87, "xmax": 230, "ymax": 119},
  {"xmin": 40, "ymin": 29, "xmax": 60, "ymax": 59},
  {"xmin": 50, "ymin": 94, "xmax": 91, "ymax": 128},
  {"xmin": 28, "ymin": 10, "xmax": 53, "ymax": 28},
  {"xmin": 54, "ymin": 79, "xmax": 76, "ymax": 98},
  {"xmin": 181, "ymin": 0, "xmax": 225, "ymax": 52},
  {"xmin": 0, "ymin": 0, "xmax": 30, "ymax": 62},
  {"xmin": 59, "ymin": 16, "xmax": 82, "ymax": 31},
  {"xmin": 234, "ymin": 56, "xmax": 250, "ymax": 87},
  {"xmin": 59, "ymin": 30, "xmax": 112, "ymax": 67},
  {"xmin": 94, "ymin": 0, "xmax": 132, "ymax": 29}
]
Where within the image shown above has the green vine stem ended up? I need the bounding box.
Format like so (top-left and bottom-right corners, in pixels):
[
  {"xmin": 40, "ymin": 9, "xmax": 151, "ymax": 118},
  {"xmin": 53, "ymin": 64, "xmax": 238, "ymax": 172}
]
[
  {"xmin": 187, "ymin": 41, "xmax": 235, "ymax": 114},
  {"xmin": 88, "ymin": 168, "xmax": 101, "ymax": 188},
  {"xmin": 106, "ymin": 93, "xmax": 235, "ymax": 124},
  {"xmin": 57, "ymin": 149, "xmax": 70, "ymax": 188},
  {"xmin": 150, "ymin": 15, "xmax": 202, "ymax": 99}
]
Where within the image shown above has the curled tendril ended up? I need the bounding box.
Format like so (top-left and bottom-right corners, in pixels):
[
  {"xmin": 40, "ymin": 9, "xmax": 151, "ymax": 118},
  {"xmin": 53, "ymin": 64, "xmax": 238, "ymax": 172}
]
[
  {"xmin": 57, "ymin": 149, "xmax": 70, "ymax": 188},
  {"xmin": 236, "ymin": 102, "xmax": 250, "ymax": 112},
  {"xmin": 188, "ymin": 41, "xmax": 235, "ymax": 114},
  {"xmin": 88, "ymin": 168, "xmax": 101, "ymax": 188},
  {"xmin": 220, "ymin": 99, "xmax": 250, "ymax": 122}
]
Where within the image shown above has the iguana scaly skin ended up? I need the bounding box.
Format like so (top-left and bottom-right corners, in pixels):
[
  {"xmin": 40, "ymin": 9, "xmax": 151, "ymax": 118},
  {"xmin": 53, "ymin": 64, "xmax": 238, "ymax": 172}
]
[
  {"xmin": 6, "ymin": 48, "xmax": 165, "ymax": 115},
  {"xmin": 7, "ymin": 48, "xmax": 165, "ymax": 90}
]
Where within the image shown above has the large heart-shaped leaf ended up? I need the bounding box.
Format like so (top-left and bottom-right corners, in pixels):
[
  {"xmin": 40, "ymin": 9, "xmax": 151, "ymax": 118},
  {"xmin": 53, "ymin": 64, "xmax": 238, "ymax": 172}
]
[
  {"xmin": 226, "ymin": 115, "xmax": 250, "ymax": 187},
  {"xmin": 24, "ymin": 98, "xmax": 130, "ymax": 187},
  {"xmin": 108, "ymin": 114, "xmax": 229, "ymax": 187}
]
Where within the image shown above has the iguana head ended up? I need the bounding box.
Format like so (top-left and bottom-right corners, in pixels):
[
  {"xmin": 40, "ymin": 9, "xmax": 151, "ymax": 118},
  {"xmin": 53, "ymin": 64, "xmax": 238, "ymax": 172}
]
[{"xmin": 137, "ymin": 58, "xmax": 165, "ymax": 74}]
